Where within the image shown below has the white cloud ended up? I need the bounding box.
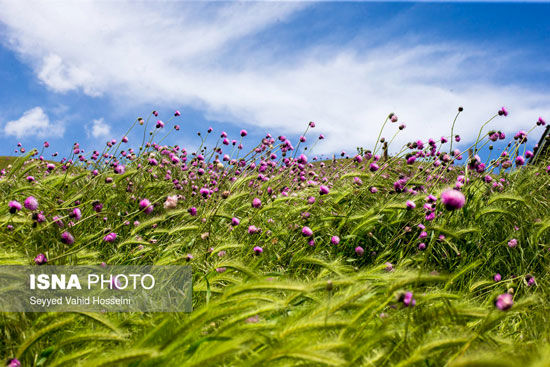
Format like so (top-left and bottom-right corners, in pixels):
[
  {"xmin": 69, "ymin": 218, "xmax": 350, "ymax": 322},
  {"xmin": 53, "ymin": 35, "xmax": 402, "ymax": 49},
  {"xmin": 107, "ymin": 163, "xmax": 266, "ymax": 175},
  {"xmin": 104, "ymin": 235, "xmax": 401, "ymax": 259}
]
[
  {"xmin": 0, "ymin": 1, "xmax": 549, "ymax": 153},
  {"xmin": 4, "ymin": 107, "xmax": 65, "ymax": 138},
  {"xmin": 89, "ymin": 118, "xmax": 111, "ymax": 139}
]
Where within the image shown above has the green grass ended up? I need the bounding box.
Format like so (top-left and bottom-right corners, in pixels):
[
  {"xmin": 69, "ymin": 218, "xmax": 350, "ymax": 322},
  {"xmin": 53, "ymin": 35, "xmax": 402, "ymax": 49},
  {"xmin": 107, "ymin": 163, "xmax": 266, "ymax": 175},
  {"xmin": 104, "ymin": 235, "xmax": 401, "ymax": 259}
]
[{"xmin": 1, "ymin": 115, "xmax": 549, "ymax": 366}]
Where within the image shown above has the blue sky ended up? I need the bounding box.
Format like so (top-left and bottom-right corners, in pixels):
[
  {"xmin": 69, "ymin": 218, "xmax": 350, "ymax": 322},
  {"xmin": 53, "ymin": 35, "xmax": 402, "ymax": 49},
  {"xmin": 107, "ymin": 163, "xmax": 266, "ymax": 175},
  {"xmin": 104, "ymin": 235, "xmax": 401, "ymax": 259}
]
[{"xmin": 0, "ymin": 1, "xmax": 549, "ymax": 160}]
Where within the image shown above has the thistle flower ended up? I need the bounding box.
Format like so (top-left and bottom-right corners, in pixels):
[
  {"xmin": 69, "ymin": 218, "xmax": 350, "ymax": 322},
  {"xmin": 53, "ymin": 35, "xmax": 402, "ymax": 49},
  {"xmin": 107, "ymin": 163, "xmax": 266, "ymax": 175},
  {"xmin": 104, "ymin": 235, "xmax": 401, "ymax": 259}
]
[
  {"xmin": 525, "ymin": 274, "xmax": 536, "ymax": 286},
  {"xmin": 139, "ymin": 199, "xmax": 154, "ymax": 214},
  {"xmin": 330, "ymin": 235, "xmax": 340, "ymax": 245},
  {"xmin": 495, "ymin": 293, "xmax": 513, "ymax": 310},
  {"xmin": 406, "ymin": 200, "xmax": 416, "ymax": 210},
  {"xmin": 188, "ymin": 207, "xmax": 197, "ymax": 216},
  {"xmin": 8, "ymin": 200, "xmax": 22, "ymax": 214},
  {"xmin": 156, "ymin": 120, "xmax": 165, "ymax": 128},
  {"xmin": 418, "ymin": 243, "xmax": 426, "ymax": 250},
  {"xmin": 34, "ymin": 253, "xmax": 47, "ymax": 265},
  {"xmin": 61, "ymin": 231, "xmax": 75, "ymax": 245},
  {"xmin": 298, "ymin": 225, "xmax": 313, "ymax": 237},
  {"xmin": 231, "ymin": 217, "xmax": 240, "ymax": 226},
  {"xmin": 240, "ymin": 129, "xmax": 248, "ymax": 137},
  {"xmin": 498, "ymin": 107, "xmax": 508, "ymax": 116},
  {"xmin": 24, "ymin": 196, "xmax": 38, "ymax": 211},
  {"xmin": 185, "ymin": 254, "xmax": 193, "ymax": 261},
  {"xmin": 248, "ymin": 225, "xmax": 260, "ymax": 234},
  {"xmin": 103, "ymin": 232, "xmax": 117, "ymax": 242},
  {"xmin": 70, "ymin": 208, "xmax": 82, "ymax": 220},
  {"xmin": 174, "ymin": 110, "xmax": 181, "ymax": 116},
  {"xmin": 384, "ymin": 262, "xmax": 394, "ymax": 272},
  {"xmin": 440, "ymin": 189, "xmax": 465, "ymax": 210},
  {"xmin": 494, "ymin": 273, "xmax": 502, "ymax": 282},
  {"xmin": 355, "ymin": 246, "xmax": 364, "ymax": 256},
  {"xmin": 6, "ymin": 358, "xmax": 21, "ymax": 367},
  {"xmin": 319, "ymin": 185, "xmax": 330, "ymax": 195},
  {"xmin": 252, "ymin": 198, "xmax": 262, "ymax": 208},
  {"xmin": 253, "ymin": 246, "xmax": 263, "ymax": 255},
  {"xmin": 401, "ymin": 291, "xmax": 416, "ymax": 307},
  {"xmin": 508, "ymin": 238, "xmax": 518, "ymax": 248},
  {"xmin": 515, "ymin": 156, "xmax": 525, "ymax": 166}
]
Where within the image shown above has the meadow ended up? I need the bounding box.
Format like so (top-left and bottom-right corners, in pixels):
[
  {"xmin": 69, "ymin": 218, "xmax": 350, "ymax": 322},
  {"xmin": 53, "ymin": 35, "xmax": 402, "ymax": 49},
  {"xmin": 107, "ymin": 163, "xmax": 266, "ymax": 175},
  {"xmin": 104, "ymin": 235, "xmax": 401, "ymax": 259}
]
[{"xmin": 1, "ymin": 108, "xmax": 549, "ymax": 367}]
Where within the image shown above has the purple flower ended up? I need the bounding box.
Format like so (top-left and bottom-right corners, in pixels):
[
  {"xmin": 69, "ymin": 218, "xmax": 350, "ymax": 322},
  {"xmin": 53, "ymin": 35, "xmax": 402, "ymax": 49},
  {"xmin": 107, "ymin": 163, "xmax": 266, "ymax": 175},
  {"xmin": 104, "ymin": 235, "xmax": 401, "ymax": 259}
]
[
  {"xmin": 34, "ymin": 253, "xmax": 47, "ymax": 265},
  {"xmin": 401, "ymin": 291, "xmax": 416, "ymax": 307},
  {"xmin": 185, "ymin": 254, "xmax": 193, "ymax": 261},
  {"xmin": 70, "ymin": 208, "xmax": 82, "ymax": 220},
  {"xmin": 156, "ymin": 120, "xmax": 165, "ymax": 128},
  {"xmin": 231, "ymin": 217, "xmax": 240, "ymax": 226},
  {"xmin": 103, "ymin": 232, "xmax": 117, "ymax": 243},
  {"xmin": 240, "ymin": 129, "xmax": 248, "ymax": 137},
  {"xmin": 302, "ymin": 226, "xmax": 313, "ymax": 237},
  {"xmin": 61, "ymin": 231, "xmax": 75, "ymax": 245},
  {"xmin": 495, "ymin": 293, "xmax": 513, "ymax": 310},
  {"xmin": 508, "ymin": 238, "xmax": 518, "ymax": 248},
  {"xmin": 174, "ymin": 110, "xmax": 181, "ymax": 116},
  {"xmin": 515, "ymin": 156, "xmax": 525, "ymax": 166},
  {"xmin": 216, "ymin": 267, "xmax": 226, "ymax": 273},
  {"xmin": 369, "ymin": 163, "xmax": 379, "ymax": 172},
  {"xmin": 139, "ymin": 199, "xmax": 154, "ymax": 214},
  {"xmin": 440, "ymin": 189, "xmax": 465, "ymax": 210},
  {"xmin": 6, "ymin": 358, "xmax": 21, "ymax": 367},
  {"xmin": 406, "ymin": 200, "xmax": 416, "ymax": 210},
  {"xmin": 252, "ymin": 198, "xmax": 262, "ymax": 208},
  {"xmin": 319, "ymin": 185, "xmax": 330, "ymax": 195},
  {"xmin": 248, "ymin": 225, "xmax": 261, "ymax": 234},
  {"xmin": 384, "ymin": 262, "xmax": 394, "ymax": 272},
  {"xmin": 8, "ymin": 200, "xmax": 22, "ymax": 214},
  {"xmin": 188, "ymin": 207, "xmax": 197, "ymax": 216},
  {"xmin": 253, "ymin": 246, "xmax": 263, "ymax": 255},
  {"xmin": 498, "ymin": 107, "xmax": 508, "ymax": 116},
  {"xmin": 525, "ymin": 274, "xmax": 536, "ymax": 286},
  {"xmin": 355, "ymin": 246, "xmax": 364, "ymax": 256},
  {"xmin": 24, "ymin": 196, "xmax": 39, "ymax": 211},
  {"xmin": 494, "ymin": 273, "xmax": 502, "ymax": 282},
  {"xmin": 330, "ymin": 236, "xmax": 340, "ymax": 245},
  {"xmin": 418, "ymin": 243, "xmax": 426, "ymax": 251}
]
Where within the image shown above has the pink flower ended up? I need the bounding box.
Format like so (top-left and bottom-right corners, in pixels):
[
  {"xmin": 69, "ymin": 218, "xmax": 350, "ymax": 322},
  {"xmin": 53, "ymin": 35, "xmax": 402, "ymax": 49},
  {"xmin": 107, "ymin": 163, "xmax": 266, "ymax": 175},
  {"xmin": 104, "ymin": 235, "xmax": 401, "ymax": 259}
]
[
  {"xmin": 139, "ymin": 199, "xmax": 154, "ymax": 214},
  {"xmin": 498, "ymin": 107, "xmax": 508, "ymax": 116},
  {"xmin": 24, "ymin": 196, "xmax": 38, "ymax": 211},
  {"xmin": 508, "ymin": 238, "xmax": 518, "ymax": 248},
  {"xmin": 253, "ymin": 246, "xmax": 263, "ymax": 255},
  {"xmin": 252, "ymin": 198, "xmax": 262, "ymax": 208},
  {"xmin": 103, "ymin": 232, "xmax": 117, "ymax": 242},
  {"xmin": 319, "ymin": 185, "xmax": 330, "ymax": 195},
  {"xmin": 8, "ymin": 200, "xmax": 22, "ymax": 213},
  {"xmin": 355, "ymin": 246, "xmax": 364, "ymax": 256},
  {"xmin": 495, "ymin": 293, "xmax": 513, "ymax": 310},
  {"xmin": 34, "ymin": 253, "xmax": 47, "ymax": 265},
  {"xmin": 494, "ymin": 273, "xmax": 502, "ymax": 282},
  {"xmin": 440, "ymin": 189, "xmax": 465, "ymax": 210},
  {"xmin": 330, "ymin": 236, "xmax": 340, "ymax": 245},
  {"xmin": 302, "ymin": 226, "xmax": 313, "ymax": 237},
  {"xmin": 61, "ymin": 231, "xmax": 74, "ymax": 244}
]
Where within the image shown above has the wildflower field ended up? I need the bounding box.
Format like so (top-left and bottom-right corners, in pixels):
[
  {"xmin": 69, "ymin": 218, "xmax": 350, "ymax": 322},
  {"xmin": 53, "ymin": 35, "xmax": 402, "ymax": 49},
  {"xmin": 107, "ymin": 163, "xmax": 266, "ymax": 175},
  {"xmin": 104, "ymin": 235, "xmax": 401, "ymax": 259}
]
[{"xmin": 1, "ymin": 109, "xmax": 550, "ymax": 367}]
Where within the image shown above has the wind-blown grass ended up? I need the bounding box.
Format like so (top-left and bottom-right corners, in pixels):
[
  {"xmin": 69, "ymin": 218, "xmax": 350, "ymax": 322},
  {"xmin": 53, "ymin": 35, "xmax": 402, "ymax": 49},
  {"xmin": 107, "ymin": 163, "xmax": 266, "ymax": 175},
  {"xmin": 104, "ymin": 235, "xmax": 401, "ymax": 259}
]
[{"xmin": 1, "ymin": 109, "xmax": 549, "ymax": 366}]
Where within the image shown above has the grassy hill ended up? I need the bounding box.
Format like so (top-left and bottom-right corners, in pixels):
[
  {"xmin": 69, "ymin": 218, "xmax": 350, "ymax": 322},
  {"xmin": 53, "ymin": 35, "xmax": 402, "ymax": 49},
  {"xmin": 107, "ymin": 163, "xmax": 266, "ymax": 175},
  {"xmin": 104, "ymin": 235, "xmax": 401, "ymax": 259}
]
[{"xmin": 1, "ymin": 116, "xmax": 549, "ymax": 366}]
